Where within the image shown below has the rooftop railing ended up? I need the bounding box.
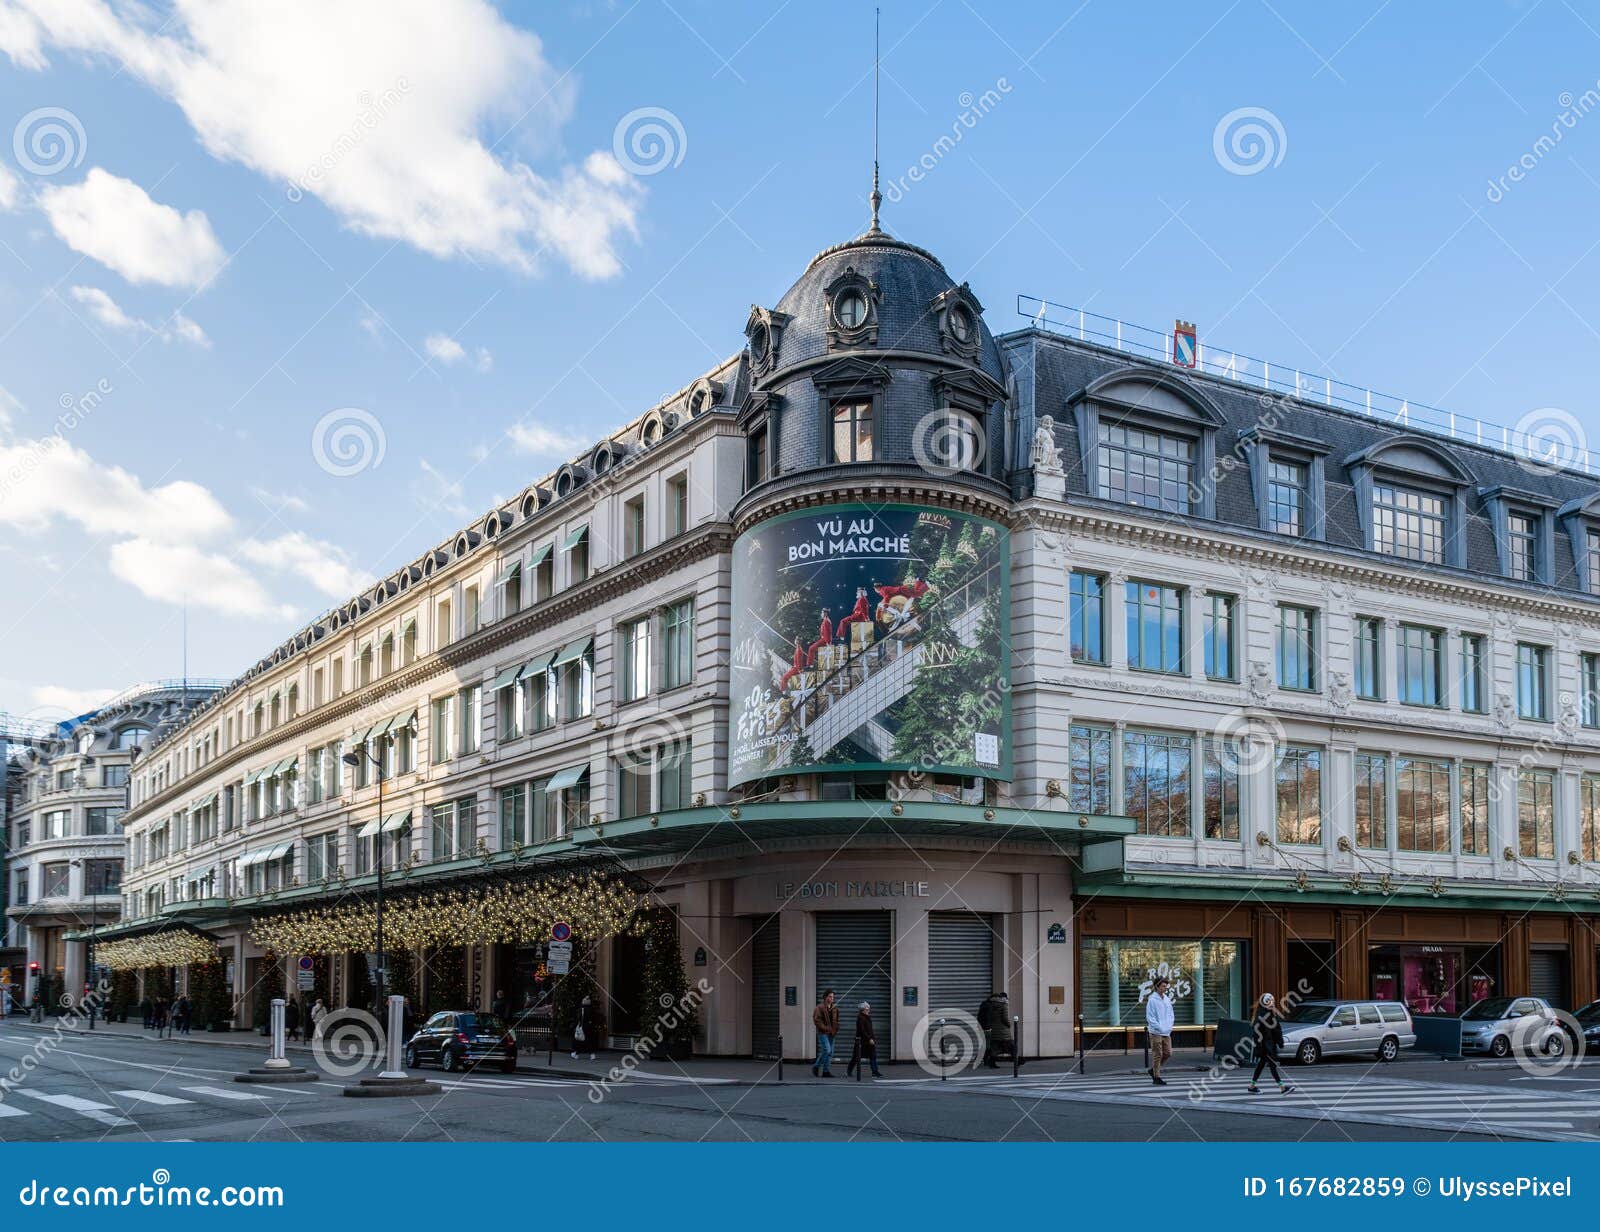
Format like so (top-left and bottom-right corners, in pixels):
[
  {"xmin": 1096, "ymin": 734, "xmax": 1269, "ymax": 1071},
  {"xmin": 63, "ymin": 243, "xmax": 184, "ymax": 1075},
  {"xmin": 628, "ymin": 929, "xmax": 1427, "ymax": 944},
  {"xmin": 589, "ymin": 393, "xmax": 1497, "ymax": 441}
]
[{"xmin": 1018, "ymin": 294, "xmax": 1600, "ymax": 480}]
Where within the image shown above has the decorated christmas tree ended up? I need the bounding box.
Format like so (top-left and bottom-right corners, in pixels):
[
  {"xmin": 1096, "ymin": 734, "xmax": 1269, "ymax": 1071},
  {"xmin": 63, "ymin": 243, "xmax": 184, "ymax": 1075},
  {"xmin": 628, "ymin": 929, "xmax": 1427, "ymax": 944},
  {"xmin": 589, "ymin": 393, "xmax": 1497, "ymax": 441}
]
[
  {"xmin": 637, "ymin": 909, "xmax": 695, "ymax": 1060},
  {"xmin": 189, "ymin": 961, "xmax": 229, "ymax": 1030}
]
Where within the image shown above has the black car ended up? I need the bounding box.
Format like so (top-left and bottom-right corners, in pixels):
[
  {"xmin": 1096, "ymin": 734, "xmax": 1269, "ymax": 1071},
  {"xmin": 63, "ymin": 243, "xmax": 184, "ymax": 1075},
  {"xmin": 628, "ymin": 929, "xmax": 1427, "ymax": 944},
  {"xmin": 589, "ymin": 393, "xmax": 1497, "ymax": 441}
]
[
  {"xmin": 1575, "ymin": 1001, "xmax": 1600, "ymax": 1054},
  {"xmin": 404, "ymin": 1011, "xmax": 518, "ymax": 1074}
]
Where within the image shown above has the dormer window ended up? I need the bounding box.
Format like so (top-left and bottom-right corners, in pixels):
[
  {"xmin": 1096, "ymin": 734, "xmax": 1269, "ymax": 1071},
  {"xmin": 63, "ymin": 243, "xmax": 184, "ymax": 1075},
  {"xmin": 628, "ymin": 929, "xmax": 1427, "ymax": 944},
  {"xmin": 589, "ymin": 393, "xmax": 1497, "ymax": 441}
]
[
  {"xmin": 822, "ymin": 268, "xmax": 879, "ymax": 347},
  {"xmin": 1267, "ymin": 460, "xmax": 1307, "ymax": 536},
  {"xmin": 831, "ymin": 400, "xmax": 874, "ymax": 463},
  {"xmin": 1372, "ymin": 482, "xmax": 1447, "ymax": 563},
  {"xmin": 948, "ymin": 303, "xmax": 974, "ymax": 343},
  {"xmin": 1096, "ymin": 422, "xmax": 1193, "ymax": 514},
  {"xmin": 1507, "ymin": 512, "xmax": 1539, "ymax": 581},
  {"xmin": 835, "ymin": 289, "xmax": 868, "ymax": 329},
  {"xmin": 1587, "ymin": 528, "xmax": 1600, "ymax": 592}
]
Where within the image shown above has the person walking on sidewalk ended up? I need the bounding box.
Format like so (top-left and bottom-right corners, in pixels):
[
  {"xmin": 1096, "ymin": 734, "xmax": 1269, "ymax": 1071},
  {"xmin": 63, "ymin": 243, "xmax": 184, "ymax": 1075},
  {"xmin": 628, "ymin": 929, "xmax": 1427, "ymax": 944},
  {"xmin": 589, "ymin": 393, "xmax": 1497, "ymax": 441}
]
[
  {"xmin": 174, "ymin": 995, "xmax": 192, "ymax": 1035},
  {"xmin": 845, "ymin": 1001, "xmax": 882, "ymax": 1078},
  {"xmin": 310, "ymin": 998, "xmax": 328, "ymax": 1041},
  {"xmin": 570, "ymin": 995, "xmax": 599, "ymax": 1062},
  {"xmin": 811, "ymin": 989, "xmax": 839, "ymax": 1077},
  {"xmin": 1247, "ymin": 993, "xmax": 1293, "ymax": 1095},
  {"xmin": 140, "ymin": 996, "xmax": 153, "ymax": 1030},
  {"xmin": 285, "ymin": 997, "xmax": 301, "ymax": 1041},
  {"xmin": 1145, "ymin": 975, "xmax": 1175, "ymax": 1085}
]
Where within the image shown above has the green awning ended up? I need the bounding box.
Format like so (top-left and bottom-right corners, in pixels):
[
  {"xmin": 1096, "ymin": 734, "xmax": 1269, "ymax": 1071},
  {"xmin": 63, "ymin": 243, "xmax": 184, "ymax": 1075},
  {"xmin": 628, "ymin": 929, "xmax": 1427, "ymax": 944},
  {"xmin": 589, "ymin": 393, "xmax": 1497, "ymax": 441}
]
[
  {"xmin": 545, "ymin": 763, "xmax": 589, "ymax": 792},
  {"xmin": 551, "ymin": 636, "xmax": 591, "ymax": 667},
  {"xmin": 492, "ymin": 663, "xmax": 525, "ymax": 689},
  {"xmin": 560, "ymin": 525, "xmax": 588, "ymax": 552},
  {"xmin": 522, "ymin": 650, "xmax": 556, "ymax": 677},
  {"xmin": 198, "ymin": 793, "xmax": 217, "ymax": 810},
  {"xmin": 357, "ymin": 722, "xmax": 385, "ymax": 744},
  {"xmin": 384, "ymin": 710, "xmax": 416, "ymax": 734},
  {"xmin": 528, "ymin": 543, "xmax": 553, "ymax": 567},
  {"xmin": 381, "ymin": 810, "xmax": 411, "ymax": 833},
  {"xmin": 356, "ymin": 816, "xmax": 382, "ymax": 839},
  {"xmin": 274, "ymin": 757, "xmax": 299, "ymax": 776}
]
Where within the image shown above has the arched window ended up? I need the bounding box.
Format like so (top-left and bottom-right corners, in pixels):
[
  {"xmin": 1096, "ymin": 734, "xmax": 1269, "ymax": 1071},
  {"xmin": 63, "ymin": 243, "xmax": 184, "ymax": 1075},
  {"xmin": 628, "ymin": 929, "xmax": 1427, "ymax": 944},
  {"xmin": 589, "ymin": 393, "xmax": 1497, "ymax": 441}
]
[
  {"xmin": 286, "ymin": 684, "xmax": 299, "ymax": 719},
  {"xmin": 114, "ymin": 726, "xmax": 149, "ymax": 751},
  {"xmin": 359, "ymin": 644, "xmax": 374, "ymax": 687},
  {"xmin": 380, "ymin": 634, "xmax": 395, "ymax": 676}
]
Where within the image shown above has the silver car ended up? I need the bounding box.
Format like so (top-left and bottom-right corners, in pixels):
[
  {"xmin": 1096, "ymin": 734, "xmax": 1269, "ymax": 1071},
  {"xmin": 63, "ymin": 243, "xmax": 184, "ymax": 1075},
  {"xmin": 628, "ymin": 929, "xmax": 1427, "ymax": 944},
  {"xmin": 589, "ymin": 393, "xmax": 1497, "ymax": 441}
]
[
  {"xmin": 1458, "ymin": 996, "xmax": 1566, "ymax": 1058},
  {"xmin": 1279, "ymin": 1000, "xmax": 1416, "ymax": 1065}
]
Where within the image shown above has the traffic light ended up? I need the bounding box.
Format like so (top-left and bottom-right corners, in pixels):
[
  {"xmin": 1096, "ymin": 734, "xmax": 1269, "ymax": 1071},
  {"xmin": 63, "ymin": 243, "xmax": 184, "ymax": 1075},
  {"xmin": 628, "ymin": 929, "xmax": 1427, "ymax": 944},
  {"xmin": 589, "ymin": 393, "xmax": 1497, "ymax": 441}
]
[{"xmin": 27, "ymin": 962, "xmax": 39, "ymax": 973}]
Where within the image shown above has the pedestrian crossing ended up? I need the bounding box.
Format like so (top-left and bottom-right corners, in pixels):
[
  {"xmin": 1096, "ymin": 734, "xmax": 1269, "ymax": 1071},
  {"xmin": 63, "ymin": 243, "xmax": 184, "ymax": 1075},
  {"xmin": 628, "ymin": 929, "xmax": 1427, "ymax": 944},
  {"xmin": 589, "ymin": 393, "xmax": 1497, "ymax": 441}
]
[
  {"xmin": 928, "ymin": 1070, "xmax": 1600, "ymax": 1141},
  {"xmin": 0, "ymin": 1081, "xmax": 318, "ymax": 1131}
]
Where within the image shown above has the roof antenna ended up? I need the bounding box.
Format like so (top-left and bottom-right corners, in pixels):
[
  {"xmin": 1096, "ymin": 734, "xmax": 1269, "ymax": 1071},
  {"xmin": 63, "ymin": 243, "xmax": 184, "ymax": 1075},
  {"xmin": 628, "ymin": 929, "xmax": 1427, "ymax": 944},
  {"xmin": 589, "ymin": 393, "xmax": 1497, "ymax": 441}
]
[{"xmin": 869, "ymin": 5, "xmax": 882, "ymax": 233}]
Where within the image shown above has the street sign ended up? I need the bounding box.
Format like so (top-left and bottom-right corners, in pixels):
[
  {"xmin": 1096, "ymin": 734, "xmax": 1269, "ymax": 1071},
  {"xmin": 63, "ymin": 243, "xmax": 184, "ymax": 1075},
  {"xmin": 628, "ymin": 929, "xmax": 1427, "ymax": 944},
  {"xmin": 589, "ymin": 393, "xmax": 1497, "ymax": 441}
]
[
  {"xmin": 550, "ymin": 921, "xmax": 572, "ymax": 942},
  {"xmin": 296, "ymin": 970, "xmax": 315, "ymax": 990},
  {"xmin": 546, "ymin": 939, "xmax": 572, "ymax": 975},
  {"xmin": 298, "ymin": 956, "xmax": 314, "ymax": 971}
]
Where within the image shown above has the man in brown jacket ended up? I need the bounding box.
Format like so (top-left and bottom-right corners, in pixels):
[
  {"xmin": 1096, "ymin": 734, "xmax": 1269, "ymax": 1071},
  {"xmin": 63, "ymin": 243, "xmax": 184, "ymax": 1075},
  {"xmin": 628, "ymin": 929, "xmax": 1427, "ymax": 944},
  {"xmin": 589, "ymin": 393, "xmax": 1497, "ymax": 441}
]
[{"xmin": 812, "ymin": 989, "xmax": 839, "ymax": 1077}]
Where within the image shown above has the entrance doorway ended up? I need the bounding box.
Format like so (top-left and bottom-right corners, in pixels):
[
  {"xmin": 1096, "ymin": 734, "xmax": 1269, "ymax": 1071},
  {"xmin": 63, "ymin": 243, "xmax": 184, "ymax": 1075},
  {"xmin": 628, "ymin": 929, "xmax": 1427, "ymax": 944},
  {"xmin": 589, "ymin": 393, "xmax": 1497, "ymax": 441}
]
[
  {"xmin": 1530, "ymin": 948, "xmax": 1570, "ymax": 1010},
  {"xmin": 610, "ymin": 932, "xmax": 647, "ymax": 1035},
  {"xmin": 749, "ymin": 915, "xmax": 780, "ymax": 1059},
  {"xmin": 1286, "ymin": 940, "xmax": 1335, "ymax": 1001},
  {"xmin": 928, "ymin": 911, "xmax": 996, "ymax": 1019},
  {"xmin": 815, "ymin": 912, "xmax": 892, "ymax": 1063}
]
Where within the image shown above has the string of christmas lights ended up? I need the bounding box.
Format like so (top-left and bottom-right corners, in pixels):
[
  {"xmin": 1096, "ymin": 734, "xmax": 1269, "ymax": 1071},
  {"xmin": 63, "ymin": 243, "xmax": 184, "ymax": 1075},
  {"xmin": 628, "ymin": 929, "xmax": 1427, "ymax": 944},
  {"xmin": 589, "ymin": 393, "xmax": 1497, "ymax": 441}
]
[
  {"xmin": 97, "ymin": 930, "xmax": 222, "ymax": 971},
  {"xmin": 248, "ymin": 870, "xmax": 642, "ymax": 955}
]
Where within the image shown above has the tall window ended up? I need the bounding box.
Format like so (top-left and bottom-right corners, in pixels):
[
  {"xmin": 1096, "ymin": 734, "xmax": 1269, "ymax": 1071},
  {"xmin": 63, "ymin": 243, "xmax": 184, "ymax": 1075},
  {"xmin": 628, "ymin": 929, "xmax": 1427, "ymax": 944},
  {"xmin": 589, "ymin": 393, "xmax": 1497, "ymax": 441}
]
[
  {"xmin": 501, "ymin": 564, "xmax": 523, "ymax": 619},
  {"xmin": 1460, "ymin": 761, "xmax": 1491, "ymax": 855},
  {"xmin": 1266, "ymin": 459, "xmax": 1307, "ymax": 535},
  {"xmin": 1068, "ymin": 724, "xmax": 1112, "ymax": 814},
  {"xmin": 561, "ymin": 646, "xmax": 594, "ymax": 720},
  {"xmin": 1506, "ymin": 512, "xmax": 1539, "ymax": 581},
  {"xmin": 1202, "ymin": 739, "xmax": 1240, "ymax": 840},
  {"xmin": 1275, "ymin": 745, "xmax": 1323, "ymax": 845},
  {"xmin": 1397, "ymin": 625, "xmax": 1443, "ymax": 707},
  {"xmin": 1588, "ymin": 528, "xmax": 1600, "ymax": 593},
  {"xmin": 1372, "ymin": 482, "xmax": 1447, "ymax": 563},
  {"xmin": 1582, "ymin": 773, "xmax": 1600, "ymax": 863},
  {"xmin": 431, "ymin": 696, "xmax": 453, "ymax": 764},
  {"xmin": 305, "ymin": 832, "xmax": 339, "ymax": 882},
  {"xmin": 1203, "ymin": 593, "xmax": 1235, "ymax": 680},
  {"xmin": 1354, "ymin": 616, "xmax": 1382, "ymax": 700},
  {"xmin": 431, "ymin": 797, "xmax": 477, "ymax": 862},
  {"xmin": 1126, "ymin": 581, "xmax": 1184, "ymax": 674},
  {"xmin": 1069, "ymin": 571, "xmax": 1106, "ymax": 665},
  {"xmin": 831, "ymin": 400, "xmax": 873, "ymax": 463},
  {"xmin": 1516, "ymin": 642, "xmax": 1549, "ymax": 720},
  {"xmin": 623, "ymin": 496, "xmax": 646, "ymax": 558},
  {"xmin": 499, "ymin": 784, "xmax": 528, "ymax": 848},
  {"xmin": 658, "ymin": 740, "xmax": 692, "ymax": 812},
  {"xmin": 618, "ymin": 755, "xmax": 652, "ymax": 819},
  {"xmin": 457, "ymin": 685, "xmax": 481, "ymax": 754},
  {"xmin": 1276, "ymin": 604, "xmax": 1318, "ymax": 692},
  {"xmin": 663, "ymin": 599, "xmax": 694, "ymax": 689},
  {"xmin": 1518, "ymin": 768, "xmax": 1555, "ymax": 859},
  {"xmin": 1396, "ymin": 756, "xmax": 1450, "ymax": 853},
  {"xmin": 1459, "ymin": 634, "xmax": 1486, "ymax": 713},
  {"xmin": 747, "ymin": 426, "xmax": 769, "ymax": 487},
  {"xmin": 1585, "ymin": 654, "xmax": 1600, "ymax": 730},
  {"xmin": 1354, "ymin": 752, "xmax": 1387, "ymax": 849},
  {"xmin": 666, "ymin": 474, "xmax": 689, "ymax": 538},
  {"xmin": 1096, "ymin": 422, "xmax": 1194, "ymax": 513},
  {"xmin": 621, "ymin": 616, "xmax": 651, "ymax": 702},
  {"xmin": 498, "ymin": 676, "xmax": 524, "ymax": 741},
  {"xmin": 1123, "ymin": 729, "xmax": 1192, "ymax": 838}
]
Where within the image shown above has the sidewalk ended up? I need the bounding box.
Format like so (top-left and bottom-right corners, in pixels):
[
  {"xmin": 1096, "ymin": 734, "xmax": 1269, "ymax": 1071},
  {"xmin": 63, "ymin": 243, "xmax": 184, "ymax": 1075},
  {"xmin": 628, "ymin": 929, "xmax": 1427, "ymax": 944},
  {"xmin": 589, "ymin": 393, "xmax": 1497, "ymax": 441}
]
[{"xmin": 0, "ymin": 1019, "xmax": 1476, "ymax": 1086}]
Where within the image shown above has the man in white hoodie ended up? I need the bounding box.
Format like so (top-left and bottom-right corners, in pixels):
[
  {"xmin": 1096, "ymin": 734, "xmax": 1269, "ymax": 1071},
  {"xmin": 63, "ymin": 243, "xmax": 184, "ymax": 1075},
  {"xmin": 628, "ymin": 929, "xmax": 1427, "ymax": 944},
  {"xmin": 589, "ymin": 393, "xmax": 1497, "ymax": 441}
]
[{"xmin": 1145, "ymin": 975, "xmax": 1175, "ymax": 1085}]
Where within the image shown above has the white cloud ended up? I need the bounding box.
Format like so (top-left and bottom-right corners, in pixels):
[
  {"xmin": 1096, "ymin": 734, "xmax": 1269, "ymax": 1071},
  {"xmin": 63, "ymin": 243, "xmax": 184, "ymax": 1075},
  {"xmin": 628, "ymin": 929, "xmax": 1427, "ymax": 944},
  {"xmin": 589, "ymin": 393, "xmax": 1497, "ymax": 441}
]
[
  {"xmin": 0, "ymin": 0, "xmax": 644, "ymax": 277},
  {"xmin": 0, "ymin": 384, "xmax": 20, "ymax": 433},
  {"xmin": 0, "ymin": 433, "xmax": 361, "ymax": 621},
  {"xmin": 507, "ymin": 420, "xmax": 583, "ymax": 457},
  {"xmin": 69, "ymin": 286, "xmax": 210, "ymax": 347},
  {"xmin": 40, "ymin": 168, "xmax": 224, "ymax": 289},
  {"xmin": 108, "ymin": 537, "xmax": 297, "ymax": 620},
  {"xmin": 238, "ymin": 532, "xmax": 370, "ymax": 599},
  {"xmin": 424, "ymin": 333, "xmax": 466, "ymax": 364},
  {"xmin": 0, "ymin": 161, "xmax": 19, "ymax": 210},
  {"xmin": 424, "ymin": 332, "xmax": 492, "ymax": 372},
  {"xmin": 31, "ymin": 683, "xmax": 119, "ymax": 715}
]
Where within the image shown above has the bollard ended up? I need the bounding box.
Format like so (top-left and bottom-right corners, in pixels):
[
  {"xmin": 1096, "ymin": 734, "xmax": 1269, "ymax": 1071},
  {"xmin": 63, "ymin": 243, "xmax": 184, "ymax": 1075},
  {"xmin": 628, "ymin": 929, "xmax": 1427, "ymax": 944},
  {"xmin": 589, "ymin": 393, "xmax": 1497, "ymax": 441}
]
[
  {"xmin": 379, "ymin": 995, "xmax": 407, "ymax": 1079},
  {"xmin": 262, "ymin": 998, "xmax": 290, "ymax": 1069},
  {"xmin": 1012, "ymin": 1015, "xmax": 1020, "ymax": 1078},
  {"xmin": 938, "ymin": 1017, "xmax": 948, "ymax": 1081},
  {"xmin": 1077, "ymin": 1014, "xmax": 1086, "ymax": 1075},
  {"xmin": 778, "ymin": 1036, "xmax": 783, "ymax": 1083}
]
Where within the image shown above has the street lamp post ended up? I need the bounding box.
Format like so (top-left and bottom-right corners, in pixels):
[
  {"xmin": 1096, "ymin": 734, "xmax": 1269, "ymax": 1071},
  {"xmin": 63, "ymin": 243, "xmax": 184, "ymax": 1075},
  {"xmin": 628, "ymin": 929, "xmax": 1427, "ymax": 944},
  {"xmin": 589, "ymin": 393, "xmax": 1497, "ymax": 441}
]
[
  {"xmin": 69, "ymin": 859, "xmax": 102, "ymax": 1030},
  {"xmin": 343, "ymin": 734, "xmax": 390, "ymax": 1018}
]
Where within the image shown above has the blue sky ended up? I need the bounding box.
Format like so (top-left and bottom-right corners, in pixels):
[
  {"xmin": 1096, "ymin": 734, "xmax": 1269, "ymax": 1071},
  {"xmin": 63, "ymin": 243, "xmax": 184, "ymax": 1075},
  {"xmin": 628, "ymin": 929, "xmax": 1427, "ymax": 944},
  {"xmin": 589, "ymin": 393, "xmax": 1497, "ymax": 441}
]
[{"xmin": 1, "ymin": 0, "xmax": 1598, "ymax": 718}]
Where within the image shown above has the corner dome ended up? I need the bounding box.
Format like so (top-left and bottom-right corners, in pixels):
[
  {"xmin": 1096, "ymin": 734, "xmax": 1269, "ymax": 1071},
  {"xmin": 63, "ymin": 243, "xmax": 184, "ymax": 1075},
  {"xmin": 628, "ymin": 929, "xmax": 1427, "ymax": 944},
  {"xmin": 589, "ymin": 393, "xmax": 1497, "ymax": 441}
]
[{"xmin": 759, "ymin": 227, "xmax": 1004, "ymax": 383}]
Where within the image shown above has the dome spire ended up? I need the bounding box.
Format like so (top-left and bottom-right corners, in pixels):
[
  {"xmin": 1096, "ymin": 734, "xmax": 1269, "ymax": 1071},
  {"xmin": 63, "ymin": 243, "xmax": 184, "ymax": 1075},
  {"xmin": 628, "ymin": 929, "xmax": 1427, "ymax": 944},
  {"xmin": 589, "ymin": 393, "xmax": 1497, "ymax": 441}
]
[{"xmin": 868, "ymin": 6, "xmax": 882, "ymax": 234}]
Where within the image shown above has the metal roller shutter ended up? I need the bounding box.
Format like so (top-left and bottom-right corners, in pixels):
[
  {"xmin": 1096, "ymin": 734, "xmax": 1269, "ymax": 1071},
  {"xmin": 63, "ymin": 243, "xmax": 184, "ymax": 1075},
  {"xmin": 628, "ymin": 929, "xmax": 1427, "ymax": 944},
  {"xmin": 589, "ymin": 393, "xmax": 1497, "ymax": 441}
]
[
  {"xmin": 750, "ymin": 914, "xmax": 781, "ymax": 1059},
  {"xmin": 928, "ymin": 912, "xmax": 996, "ymax": 1020},
  {"xmin": 1529, "ymin": 950, "xmax": 1568, "ymax": 1010},
  {"xmin": 815, "ymin": 912, "xmax": 893, "ymax": 1063}
]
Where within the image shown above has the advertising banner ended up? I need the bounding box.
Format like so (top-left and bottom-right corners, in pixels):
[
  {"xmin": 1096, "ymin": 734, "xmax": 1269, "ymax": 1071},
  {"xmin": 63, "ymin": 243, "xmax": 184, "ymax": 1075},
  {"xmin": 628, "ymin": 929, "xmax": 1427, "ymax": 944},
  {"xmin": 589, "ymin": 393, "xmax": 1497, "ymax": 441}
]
[{"xmin": 730, "ymin": 503, "xmax": 1010, "ymax": 786}]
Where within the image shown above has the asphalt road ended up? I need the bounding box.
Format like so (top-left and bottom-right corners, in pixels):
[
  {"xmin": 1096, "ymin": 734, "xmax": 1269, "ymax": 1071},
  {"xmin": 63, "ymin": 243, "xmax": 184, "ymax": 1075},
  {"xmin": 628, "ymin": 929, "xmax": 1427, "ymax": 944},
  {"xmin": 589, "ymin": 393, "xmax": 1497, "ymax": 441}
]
[{"xmin": 1, "ymin": 1023, "xmax": 1596, "ymax": 1143}]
